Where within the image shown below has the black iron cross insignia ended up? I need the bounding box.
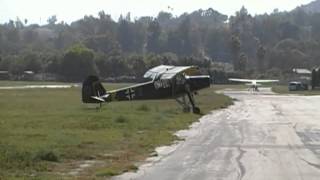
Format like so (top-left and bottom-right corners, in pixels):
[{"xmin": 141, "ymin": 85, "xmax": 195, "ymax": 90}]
[{"xmin": 125, "ymin": 88, "xmax": 135, "ymax": 100}]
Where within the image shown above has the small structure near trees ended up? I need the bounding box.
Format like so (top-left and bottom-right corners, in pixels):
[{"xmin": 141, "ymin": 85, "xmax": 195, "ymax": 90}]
[
  {"xmin": 21, "ymin": 71, "xmax": 35, "ymax": 81},
  {"xmin": 292, "ymin": 68, "xmax": 312, "ymax": 83},
  {"xmin": 312, "ymin": 68, "xmax": 320, "ymax": 90},
  {"xmin": 0, "ymin": 71, "xmax": 9, "ymax": 80}
]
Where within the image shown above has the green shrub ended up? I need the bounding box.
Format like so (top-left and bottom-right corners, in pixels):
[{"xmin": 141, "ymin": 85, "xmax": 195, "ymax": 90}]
[
  {"xmin": 35, "ymin": 150, "xmax": 59, "ymax": 162},
  {"xmin": 136, "ymin": 104, "xmax": 150, "ymax": 112},
  {"xmin": 115, "ymin": 116, "xmax": 128, "ymax": 123}
]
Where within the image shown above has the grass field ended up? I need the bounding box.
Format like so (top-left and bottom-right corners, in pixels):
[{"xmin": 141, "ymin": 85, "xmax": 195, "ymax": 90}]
[
  {"xmin": 0, "ymin": 81, "xmax": 233, "ymax": 179},
  {"xmin": 272, "ymin": 85, "xmax": 320, "ymax": 96}
]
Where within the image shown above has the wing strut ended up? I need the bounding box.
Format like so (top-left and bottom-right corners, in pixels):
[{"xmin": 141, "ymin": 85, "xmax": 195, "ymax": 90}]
[
  {"xmin": 175, "ymin": 95, "xmax": 190, "ymax": 112},
  {"xmin": 185, "ymin": 82, "xmax": 201, "ymax": 114},
  {"xmin": 175, "ymin": 79, "xmax": 201, "ymax": 114},
  {"xmin": 186, "ymin": 90, "xmax": 200, "ymax": 114}
]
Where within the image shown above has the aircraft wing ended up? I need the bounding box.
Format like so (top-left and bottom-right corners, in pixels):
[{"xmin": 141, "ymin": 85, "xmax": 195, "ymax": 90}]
[
  {"xmin": 160, "ymin": 66, "xmax": 198, "ymax": 79},
  {"xmin": 143, "ymin": 65, "xmax": 199, "ymax": 80},
  {"xmin": 255, "ymin": 79, "xmax": 279, "ymax": 83},
  {"xmin": 228, "ymin": 78, "xmax": 255, "ymax": 83},
  {"xmin": 143, "ymin": 65, "xmax": 175, "ymax": 79},
  {"xmin": 229, "ymin": 78, "xmax": 279, "ymax": 83}
]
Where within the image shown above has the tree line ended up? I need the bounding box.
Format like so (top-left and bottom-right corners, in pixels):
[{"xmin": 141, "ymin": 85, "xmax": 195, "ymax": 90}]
[{"xmin": 1, "ymin": 6, "xmax": 320, "ymax": 81}]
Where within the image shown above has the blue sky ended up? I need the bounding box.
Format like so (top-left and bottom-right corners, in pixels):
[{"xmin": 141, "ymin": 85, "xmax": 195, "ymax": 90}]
[{"xmin": 0, "ymin": 0, "xmax": 314, "ymax": 24}]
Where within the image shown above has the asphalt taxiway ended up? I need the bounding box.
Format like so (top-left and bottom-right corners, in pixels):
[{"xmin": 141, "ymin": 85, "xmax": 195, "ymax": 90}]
[{"xmin": 114, "ymin": 88, "xmax": 320, "ymax": 180}]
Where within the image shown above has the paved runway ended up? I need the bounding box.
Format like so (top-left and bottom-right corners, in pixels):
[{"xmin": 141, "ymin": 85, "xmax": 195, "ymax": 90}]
[
  {"xmin": 114, "ymin": 88, "xmax": 320, "ymax": 180},
  {"xmin": 0, "ymin": 84, "xmax": 79, "ymax": 90}
]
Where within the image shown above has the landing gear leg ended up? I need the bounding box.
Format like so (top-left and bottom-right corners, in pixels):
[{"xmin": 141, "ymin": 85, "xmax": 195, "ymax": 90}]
[
  {"xmin": 176, "ymin": 95, "xmax": 191, "ymax": 112},
  {"xmin": 175, "ymin": 82, "xmax": 201, "ymax": 114},
  {"xmin": 186, "ymin": 91, "xmax": 200, "ymax": 114}
]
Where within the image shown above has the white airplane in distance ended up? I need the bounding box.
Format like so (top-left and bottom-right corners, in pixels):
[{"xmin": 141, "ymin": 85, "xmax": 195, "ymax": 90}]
[{"xmin": 228, "ymin": 78, "xmax": 279, "ymax": 91}]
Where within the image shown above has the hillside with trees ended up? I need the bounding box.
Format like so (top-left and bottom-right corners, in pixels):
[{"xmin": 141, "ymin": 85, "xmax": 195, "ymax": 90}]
[
  {"xmin": 299, "ymin": 0, "xmax": 320, "ymax": 13},
  {"xmin": 1, "ymin": 1, "xmax": 320, "ymax": 82}
]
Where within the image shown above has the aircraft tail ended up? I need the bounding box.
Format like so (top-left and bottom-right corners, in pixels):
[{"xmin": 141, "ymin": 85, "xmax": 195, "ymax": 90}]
[{"xmin": 82, "ymin": 75, "xmax": 109, "ymax": 103}]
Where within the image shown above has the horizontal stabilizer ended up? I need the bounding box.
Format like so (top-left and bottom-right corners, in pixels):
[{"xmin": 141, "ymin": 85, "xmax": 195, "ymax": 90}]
[
  {"xmin": 91, "ymin": 96, "xmax": 105, "ymax": 102},
  {"xmin": 82, "ymin": 75, "xmax": 107, "ymax": 104},
  {"xmin": 101, "ymin": 94, "xmax": 110, "ymax": 99}
]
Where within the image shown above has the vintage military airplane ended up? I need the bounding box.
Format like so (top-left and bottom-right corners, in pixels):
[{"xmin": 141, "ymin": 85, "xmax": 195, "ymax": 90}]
[
  {"xmin": 229, "ymin": 78, "xmax": 279, "ymax": 91},
  {"xmin": 82, "ymin": 65, "xmax": 211, "ymax": 114}
]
